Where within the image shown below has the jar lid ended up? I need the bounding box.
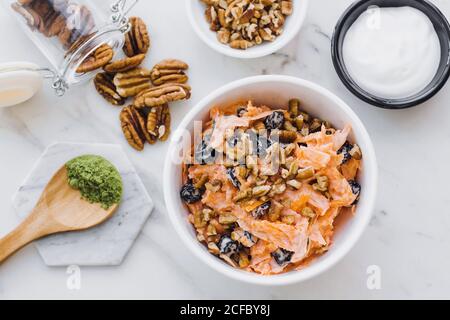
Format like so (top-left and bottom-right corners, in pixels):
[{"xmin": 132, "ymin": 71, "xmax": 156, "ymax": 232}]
[{"xmin": 0, "ymin": 62, "xmax": 43, "ymax": 108}]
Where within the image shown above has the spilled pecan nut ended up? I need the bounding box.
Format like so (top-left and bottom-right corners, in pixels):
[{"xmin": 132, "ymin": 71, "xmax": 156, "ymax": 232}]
[
  {"xmin": 103, "ymin": 53, "xmax": 146, "ymax": 73},
  {"xmin": 123, "ymin": 16, "xmax": 150, "ymax": 57},
  {"xmin": 134, "ymin": 83, "xmax": 191, "ymax": 108},
  {"xmin": 76, "ymin": 44, "xmax": 114, "ymax": 73},
  {"xmin": 94, "ymin": 72, "xmax": 125, "ymax": 106},
  {"xmin": 113, "ymin": 68, "xmax": 152, "ymax": 98},
  {"xmin": 150, "ymin": 59, "xmax": 189, "ymax": 86},
  {"xmin": 146, "ymin": 104, "xmax": 171, "ymax": 142},
  {"xmin": 120, "ymin": 105, "xmax": 153, "ymax": 151}
]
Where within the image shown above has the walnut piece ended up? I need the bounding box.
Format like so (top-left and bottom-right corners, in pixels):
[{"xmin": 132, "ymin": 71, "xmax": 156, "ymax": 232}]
[
  {"xmin": 134, "ymin": 83, "xmax": 191, "ymax": 108},
  {"xmin": 150, "ymin": 59, "xmax": 189, "ymax": 86},
  {"xmin": 103, "ymin": 54, "xmax": 146, "ymax": 73},
  {"xmin": 113, "ymin": 68, "xmax": 152, "ymax": 98},
  {"xmin": 76, "ymin": 44, "xmax": 114, "ymax": 74},
  {"xmin": 94, "ymin": 72, "xmax": 125, "ymax": 106},
  {"xmin": 123, "ymin": 16, "xmax": 150, "ymax": 57},
  {"xmin": 200, "ymin": 0, "xmax": 293, "ymax": 50}
]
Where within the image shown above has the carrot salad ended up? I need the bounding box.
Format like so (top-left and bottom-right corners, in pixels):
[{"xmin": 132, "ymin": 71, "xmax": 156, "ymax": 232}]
[{"xmin": 180, "ymin": 99, "xmax": 362, "ymax": 275}]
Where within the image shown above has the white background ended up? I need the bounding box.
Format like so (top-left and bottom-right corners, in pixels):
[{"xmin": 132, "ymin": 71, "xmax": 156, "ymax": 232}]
[{"xmin": 1, "ymin": 0, "xmax": 449, "ymax": 299}]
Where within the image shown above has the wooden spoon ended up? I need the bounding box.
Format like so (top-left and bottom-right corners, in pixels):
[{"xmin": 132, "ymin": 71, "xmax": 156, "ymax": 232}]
[{"xmin": 0, "ymin": 166, "xmax": 119, "ymax": 263}]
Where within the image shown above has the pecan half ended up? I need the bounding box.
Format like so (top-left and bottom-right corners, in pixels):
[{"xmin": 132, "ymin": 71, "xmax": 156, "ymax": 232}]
[
  {"xmin": 123, "ymin": 16, "xmax": 150, "ymax": 57},
  {"xmin": 150, "ymin": 59, "xmax": 189, "ymax": 86},
  {"xmin": 45, "ymin": 12, "xmax": 66, "ymax": 37},
  {"xmin": 94, "ymin": 72, "xmax": 125, "ymax": 106},
  {"xmin": 146, "ymin": 104, "xmax": 171, "ymax": 142},
  {"xmin": 134, "ymin": 83, "xmax": 191, "ymax": 108},
  {"xmin": 11, "ymin": 3, "xmax": 41, "ymax": 30},
  {"xmin": 113, "ymin": 68, "xmax": 152, "ymax": 98},
  {"xmin": 30, "ymin": 0, "xmax": 54, "ymax": 34},
  {"xmin": 120, "ymin": 105, "xmax": 154, "ymax": 151},
  {"xmin": 76, "ymin": 44, "xmax": 114, "ymax": 73},
  {"xmin": 103, "ymin": 54, "xmax": 146, "ymax": 73}
]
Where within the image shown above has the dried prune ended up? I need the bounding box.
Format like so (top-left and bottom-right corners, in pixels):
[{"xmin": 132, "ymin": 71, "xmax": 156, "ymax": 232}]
[
  {"xmin": 348, "ymin": 180, "xmax": 361, "ymax": 204},
  {"xmin": 271, "ymin": 248, "xmax": 293, "ymax": 266},
  {"xmin": 252, "ymin": 201, "xmax": 271, "ymax": 219},
  {"xmin": 180, "ymin": 182, "xmax": 203, "ymax": 204},
  {"xmin": 218, "ymin": 235, "xmax": 240, "ymax": 255},
  {"xmin": 195, "ymin": 136, "xmax": 216, "ymax": 164},
  {"xmin": 264, "ymin": 111, "xmax": 285, "ymax": 130},
  {"xmin": 338, "ymin": 141, "xmax": 353, "ymax": 164},
  {"xmin": 226, "ymin": 167, "xmax": 241, "ymax": 189}
]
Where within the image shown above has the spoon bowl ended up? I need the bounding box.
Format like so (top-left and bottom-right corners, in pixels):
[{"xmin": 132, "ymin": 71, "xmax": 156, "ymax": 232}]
[{"xmin": 0, "ymin": 166, "xmax": 118, "ymax": 263}]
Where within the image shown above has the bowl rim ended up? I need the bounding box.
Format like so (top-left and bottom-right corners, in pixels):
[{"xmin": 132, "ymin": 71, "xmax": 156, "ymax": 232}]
[
  {"xmin": 185, "ymin": 0, "xmax": 310, "ymax": 59},
  {"xmin": 331, "ymin": 0, "xmax": 450, "ymax": 109},
  {"xmin": 163, "ymin": 75, "xmax": 378, "ymax": 286}
]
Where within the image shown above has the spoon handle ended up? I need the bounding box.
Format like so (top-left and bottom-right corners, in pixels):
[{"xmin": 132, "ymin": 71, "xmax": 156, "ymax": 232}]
[{"xmin": 0, "ymin": 210, "xmax": 53, "ymax": 263}]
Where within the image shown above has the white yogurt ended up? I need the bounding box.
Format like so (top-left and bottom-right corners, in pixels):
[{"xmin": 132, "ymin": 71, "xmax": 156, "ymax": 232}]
[{"xmin": 343, "ymin": 6, "xmax": 441, "ymax": 99}]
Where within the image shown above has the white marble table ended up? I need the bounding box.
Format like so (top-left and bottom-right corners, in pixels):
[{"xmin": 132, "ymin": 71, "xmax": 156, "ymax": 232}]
[{"xmin": 1, "ymin": 0, "xmax": 449, "ymax": 299}]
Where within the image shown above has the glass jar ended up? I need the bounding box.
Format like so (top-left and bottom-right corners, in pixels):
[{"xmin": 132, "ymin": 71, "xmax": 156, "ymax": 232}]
[{"xmin": 1, "ymin": 0, "xmax": 137, "ymax": 96}]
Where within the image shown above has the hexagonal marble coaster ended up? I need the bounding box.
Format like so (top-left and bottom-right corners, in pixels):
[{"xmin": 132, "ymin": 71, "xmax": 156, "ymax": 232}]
[{"xmin": 12, "ymin": 142, "xmax": 153, "ymax": 266}]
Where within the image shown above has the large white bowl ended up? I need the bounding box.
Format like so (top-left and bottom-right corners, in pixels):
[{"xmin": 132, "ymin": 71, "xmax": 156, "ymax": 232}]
[
  {"xmin": 186, "ymin": 0, "xmax": 309, "ymax": 59},
  {"xmin": 163, "ymin": 75, "xmax": 378, "ymax": 286}
]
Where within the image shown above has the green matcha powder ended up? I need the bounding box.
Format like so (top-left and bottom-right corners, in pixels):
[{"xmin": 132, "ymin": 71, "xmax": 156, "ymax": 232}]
[{"xmin": 66, "ymin": 155, "xmax": 123, "ymax": 209}]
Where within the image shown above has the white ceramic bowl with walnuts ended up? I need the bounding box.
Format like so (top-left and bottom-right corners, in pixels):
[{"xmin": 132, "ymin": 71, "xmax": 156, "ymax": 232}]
[
  {"xmin": 163, "ymin": 75, "xmax": 378, "ymax": 285},
  {"xmin": 186, "ymin": 0, "xmax": 309, "ymax": 59}
]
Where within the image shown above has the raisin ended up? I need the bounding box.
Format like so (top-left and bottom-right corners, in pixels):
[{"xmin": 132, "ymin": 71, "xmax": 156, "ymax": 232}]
[
  {"xmin": 348, "ymin": 180, "xmax": 361, "ymax": 204},
  {"xmin": 338, "ymin": 141, "xmax": 353, "ymax": 164},
  {"xmin": 252, "ymin": 201, "xmax": 271, "ymax": 219},
  {"xmin": 180, "ymin": 182, "xmax": 204, "ymax": 204},
  {"xmin": 271, "ymin": 248, "xmax": 293, "ymax": 266},
  {"xmin": 218, "ymin": 235, "xmax": 240, "ymax": 255},
  {"xmin": 195, "ymin": 136, "xmax": 216, "ymax": 164},
  {"xmin": 264, "ymin": 111, "xmax": 285, "ymax": 130},
  {"xmin": 226, "ymin": 167, "xmax": 241, "ymax": 189}
]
